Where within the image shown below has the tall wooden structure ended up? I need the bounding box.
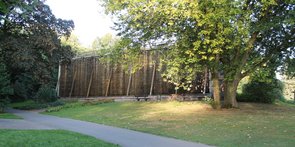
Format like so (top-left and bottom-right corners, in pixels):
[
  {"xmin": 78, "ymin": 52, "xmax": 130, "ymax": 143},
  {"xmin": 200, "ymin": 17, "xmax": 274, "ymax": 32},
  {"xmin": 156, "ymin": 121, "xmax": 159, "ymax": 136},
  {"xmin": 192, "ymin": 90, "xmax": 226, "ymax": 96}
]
[{"xmin": 57, "ymin": 52, "xmax": 210, "ymax": 98}]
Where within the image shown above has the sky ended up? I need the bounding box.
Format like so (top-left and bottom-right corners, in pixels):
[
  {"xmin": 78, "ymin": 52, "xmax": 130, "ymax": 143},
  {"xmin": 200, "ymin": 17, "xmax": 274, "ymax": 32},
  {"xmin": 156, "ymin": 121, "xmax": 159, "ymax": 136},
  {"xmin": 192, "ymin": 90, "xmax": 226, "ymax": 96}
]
[{"xmin": 46, "ymin": 0, "xmax": 116, "ymax": 47}]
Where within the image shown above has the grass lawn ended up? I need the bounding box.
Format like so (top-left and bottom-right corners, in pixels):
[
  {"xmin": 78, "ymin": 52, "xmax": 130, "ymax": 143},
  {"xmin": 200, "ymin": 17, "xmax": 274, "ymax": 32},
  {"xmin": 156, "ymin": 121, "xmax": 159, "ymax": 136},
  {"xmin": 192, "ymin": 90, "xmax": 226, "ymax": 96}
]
[
  {"xmin": 0, "ymin": 113, "xmax": 22, "ymax": 119},
  {"xmin": 0, "ymin": 129, "xmax": 118, "ymax": 147},
  {"xmin": 45, "ymin": 101, "xmax": 295, "ymax": 147}
]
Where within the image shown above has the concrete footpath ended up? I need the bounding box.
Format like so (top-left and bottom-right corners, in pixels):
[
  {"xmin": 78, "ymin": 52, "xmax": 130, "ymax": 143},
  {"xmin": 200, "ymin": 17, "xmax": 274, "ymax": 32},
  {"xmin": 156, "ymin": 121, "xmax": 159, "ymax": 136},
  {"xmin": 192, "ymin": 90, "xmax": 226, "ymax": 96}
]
[{"xmin": 0, "ymin": 109, "xmax": 210, "ymax": 147}]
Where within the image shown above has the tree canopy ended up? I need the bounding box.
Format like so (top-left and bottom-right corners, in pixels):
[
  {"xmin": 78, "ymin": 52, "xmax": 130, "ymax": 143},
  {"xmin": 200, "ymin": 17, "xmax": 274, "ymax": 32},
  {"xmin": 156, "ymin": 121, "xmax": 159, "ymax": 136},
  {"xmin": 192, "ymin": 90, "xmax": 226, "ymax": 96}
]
[
  {"xmin": 103, "ymin": 0, "xmax": 295, "ymax": 107},
  {"xmin": 61, "ymin": 33, "xmax": 88, "ymax": 55},
  {"xmin": 0, "ymin": 0, "xmax": 75, "ymax": 101}
]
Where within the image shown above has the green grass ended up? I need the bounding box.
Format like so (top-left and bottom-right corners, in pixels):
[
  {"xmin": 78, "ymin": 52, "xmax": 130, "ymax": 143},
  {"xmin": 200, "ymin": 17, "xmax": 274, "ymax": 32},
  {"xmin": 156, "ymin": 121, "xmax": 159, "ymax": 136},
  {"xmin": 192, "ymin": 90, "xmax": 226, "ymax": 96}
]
[
  {"xmin": 10, "ymin": 100, "xmax": 43, "ymax": 110},
  {"xmin": 10, "ymin": 100, "xmax": 65, "ymax": 110},
  {"xmin": 0, "ymin": 129, "xmax": 118, "ymax": 147},
  {"xmin": 0, "ymin": 113, "xmax": 21, "ymax": 119},
  {"xmin": 45, "ymin": 101, "xmax": 295, "ymax": 147}
]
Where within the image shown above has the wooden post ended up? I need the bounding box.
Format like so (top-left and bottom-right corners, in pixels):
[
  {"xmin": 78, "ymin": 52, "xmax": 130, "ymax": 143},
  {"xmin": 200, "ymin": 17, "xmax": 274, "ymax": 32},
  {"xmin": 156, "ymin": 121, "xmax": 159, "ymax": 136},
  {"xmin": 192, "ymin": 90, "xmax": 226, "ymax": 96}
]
[
  {"xmin": 143, "ymin": 51, "xmax": 148, "ymax": 95},
  {"xmin": 105, "ymin": 68, "xmax": 113, "ymax": 96},
  {"xmin": 56, "ymin": 62, "xmax": 61, "ymax": 97},
  {"xmin": 69, "ymin": 71, "xmax": 77, "ymax": 98},
  {"xmin": 63, "ymin": 65, "xmax": 68, "ymax": 97},
  {"xmin": 86, "ymin": 59, "xmax": 96, "ymax": 97},
  {"xmin": 86, "ymin": 69, "xmax": 94, "ymax": 98},
  {"xmin": 149, "ymin": 62, "xmax": 156, "ymax": 96},
  {"xmin": 126, "ymin": 67, "xmax": 132, "ymax": 96}
]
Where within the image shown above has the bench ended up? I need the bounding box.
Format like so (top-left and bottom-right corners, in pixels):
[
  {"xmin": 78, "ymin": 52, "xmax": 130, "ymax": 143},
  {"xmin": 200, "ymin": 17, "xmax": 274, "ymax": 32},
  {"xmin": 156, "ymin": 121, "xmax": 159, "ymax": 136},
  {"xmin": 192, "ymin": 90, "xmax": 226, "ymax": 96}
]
[{"xmin": 134, "ymin": 94, "xmax": 150, "ymax": 101}]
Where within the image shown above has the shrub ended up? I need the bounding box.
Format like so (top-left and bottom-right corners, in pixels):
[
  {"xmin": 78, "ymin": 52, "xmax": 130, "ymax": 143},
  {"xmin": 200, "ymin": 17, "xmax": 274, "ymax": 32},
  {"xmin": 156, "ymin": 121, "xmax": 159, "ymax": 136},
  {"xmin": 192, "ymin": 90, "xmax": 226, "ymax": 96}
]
[
  {"xmin": 12, "ymin": 100, "xmax": 47, "ymax": 110},
  {"xmin": 48, "ymin": 100, "xmax": 65, "ymax": 107},
  {"xmin": 202, "ymin": 96, "xmax": 221, "ymax": 109},
  {"xmin": 34, "ymin": 85, "xmax": 57, "ymax": 103},
  {"xmin": 237, "ymin": 78, "xmax": 284, "ymax": 103},
  {"xmin": 45, "ymin": 102, "xmax": 82, "ymax": 112},
  {"xmin": 11, "ymin": 100, "xmax": 65, "ymax": 110},
  {"xmin": 45, "ymin": 99, "xmax": 115, "ymax": 113},
  {"xmin": 13, "ymin": 74, "xmax": 36, "ymax": 101},
  {"xmin": 0, "ymin": 63, "xmax": 13, "ymax": 112},
  {"xmin": 81, "ymin": 98, "xmax": 115, "ymax": 106}
]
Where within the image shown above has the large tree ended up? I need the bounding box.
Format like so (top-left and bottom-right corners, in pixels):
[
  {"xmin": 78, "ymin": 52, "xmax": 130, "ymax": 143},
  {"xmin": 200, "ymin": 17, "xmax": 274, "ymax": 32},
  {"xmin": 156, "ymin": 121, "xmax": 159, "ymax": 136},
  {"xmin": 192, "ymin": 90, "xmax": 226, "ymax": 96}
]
[
  {"xmin": 0, "ymin": 0, "xmax": 74, "ymax": 100},
  {"xmin": 103, "ymin": 0, "xmax": 295, "ymax": 107}
]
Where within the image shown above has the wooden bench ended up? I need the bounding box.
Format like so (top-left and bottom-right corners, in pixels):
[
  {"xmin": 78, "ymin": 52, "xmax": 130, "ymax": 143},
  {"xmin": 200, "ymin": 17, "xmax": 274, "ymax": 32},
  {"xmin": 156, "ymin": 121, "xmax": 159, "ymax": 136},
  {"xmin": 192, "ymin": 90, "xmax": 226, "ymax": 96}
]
[{"xmin": 134, "ymin": 94, "xmax": 150, "ymax": 101}]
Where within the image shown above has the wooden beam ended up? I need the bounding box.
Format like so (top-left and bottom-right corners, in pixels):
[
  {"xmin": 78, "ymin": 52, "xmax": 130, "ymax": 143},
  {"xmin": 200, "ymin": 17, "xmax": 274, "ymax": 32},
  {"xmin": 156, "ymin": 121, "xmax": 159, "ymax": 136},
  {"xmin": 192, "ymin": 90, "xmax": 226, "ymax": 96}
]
[
  {"xmin": 105, "ymin": 68, "xmax": 113, "ymax": 96},
  {"xmin": 56, "ymin": 62, "xmax": 61, "ymax": 97},
  {"xmin": 63, "ymin": 65, "xmax": 68, "ymax": 97},
  {"xmin": 86, "ymin": 59, "xmax": 96, "ymax": 97},
  {"xmin": 86, "ymin": 68, "xmax": 94, "ymax": 98},
  {"xmin": 126, "ymin": 67, "xmax": 132, "ymax": 96},
  {"xmin": 69, "ymin": 70, "xmax": 77, "ymax": 98},
  {"xmin": 149, "ymin": 63, "xmax": 156, "ymax": 96}
]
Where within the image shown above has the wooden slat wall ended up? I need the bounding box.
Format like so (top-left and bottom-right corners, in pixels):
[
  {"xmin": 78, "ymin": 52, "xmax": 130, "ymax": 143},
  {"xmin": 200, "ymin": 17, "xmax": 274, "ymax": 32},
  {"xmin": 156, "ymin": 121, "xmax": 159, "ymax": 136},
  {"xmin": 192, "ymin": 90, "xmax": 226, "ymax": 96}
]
[{"xmin": 58, "ymin": 52, "xmax": 177, "ymax": 97}]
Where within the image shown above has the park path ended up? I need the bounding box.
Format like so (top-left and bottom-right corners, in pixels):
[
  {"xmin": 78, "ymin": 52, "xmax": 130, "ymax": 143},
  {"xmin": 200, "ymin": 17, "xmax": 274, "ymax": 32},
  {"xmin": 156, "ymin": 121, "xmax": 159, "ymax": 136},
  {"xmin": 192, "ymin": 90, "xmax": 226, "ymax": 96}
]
[{"xmin": 1, "ymin": 109, "xmax": 210, "ymax": 147}]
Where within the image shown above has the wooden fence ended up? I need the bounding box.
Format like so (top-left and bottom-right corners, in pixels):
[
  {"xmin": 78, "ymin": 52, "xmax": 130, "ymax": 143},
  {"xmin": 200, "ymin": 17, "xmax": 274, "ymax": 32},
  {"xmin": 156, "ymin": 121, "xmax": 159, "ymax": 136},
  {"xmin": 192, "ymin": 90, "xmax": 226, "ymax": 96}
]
[{"xmin": 57, "ymin": 52, "xmax": 209, "ymax": 98}]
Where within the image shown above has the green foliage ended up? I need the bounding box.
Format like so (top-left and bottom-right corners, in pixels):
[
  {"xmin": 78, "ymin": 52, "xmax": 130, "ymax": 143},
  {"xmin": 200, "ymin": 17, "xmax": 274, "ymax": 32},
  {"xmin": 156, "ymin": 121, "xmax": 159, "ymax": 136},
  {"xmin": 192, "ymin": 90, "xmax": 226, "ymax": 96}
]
[
  {"xmin": 0, "ymin": 63, "xmax": 13, "ymax": 112},
  {"xmin": 94, "ymin": 34, "xmax": 122, "ymax": 66},
  {"xmin": 34, "ymin": 85, "xmax": 58, "ymax": 103},
  {"xmin": 13, "ymin": 74, "xmax": 36, "ymax": 101},
  {"xmin": 103, "ymin": 0, "xmax": 295, "ymax": 106},
  {"xmin": 92, "ymin": 34, "xmax": 143, "ymax": 74},
  {"xmin": 82, "ymin": 98, "xmax": 114, "ymax": 105},
  {"xmin": 92, "ymin": 33, "xmax": 118, "ymax": 51},
  {"xmin": 45, "ymin": 103, "xmax": 80, "ymax": 113},
  {"xmin": 11, "ymin": 100, "xmax": 65, "ymax": 110},
  {"xmin": 238, "ymin": 78, "xmax": 284, "ymax": 103},
  {"xmin": 0, "ymin": 0, "xmax": 75, "ymax": 102},
  {"xmin": 0, "ymin": 98, "xmax": 9, "ymax": 113},
  {"xmin": 284, "ymin": 58, "xmax": 295, "ymax": 78},
  {"xmin": 45, "ymin": 99, "xmax": 115, "ymax": 113},
  {"xmin": 61, "ymin": 33, "xmax": 89, "ymax": 56},
  {"xmin": 11, "ymin": 100, "xmax": 47, "ymax": 110}
]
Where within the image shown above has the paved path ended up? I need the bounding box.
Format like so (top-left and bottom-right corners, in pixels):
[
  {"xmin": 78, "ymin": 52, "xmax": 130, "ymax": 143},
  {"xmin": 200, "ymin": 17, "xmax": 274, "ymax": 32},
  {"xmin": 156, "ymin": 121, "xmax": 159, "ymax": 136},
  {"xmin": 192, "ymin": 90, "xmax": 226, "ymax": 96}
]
[{"xmin": 1, "ymin": 109, "xmax": 210, "ymax": 147}]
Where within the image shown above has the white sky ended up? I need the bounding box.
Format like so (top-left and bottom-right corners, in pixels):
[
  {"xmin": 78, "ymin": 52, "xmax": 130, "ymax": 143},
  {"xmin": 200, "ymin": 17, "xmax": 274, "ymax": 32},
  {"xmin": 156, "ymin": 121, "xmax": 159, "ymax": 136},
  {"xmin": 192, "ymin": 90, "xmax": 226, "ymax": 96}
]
[{"xmin": 46, "ymin": 0, "xmax": 116, "ymax": 47}]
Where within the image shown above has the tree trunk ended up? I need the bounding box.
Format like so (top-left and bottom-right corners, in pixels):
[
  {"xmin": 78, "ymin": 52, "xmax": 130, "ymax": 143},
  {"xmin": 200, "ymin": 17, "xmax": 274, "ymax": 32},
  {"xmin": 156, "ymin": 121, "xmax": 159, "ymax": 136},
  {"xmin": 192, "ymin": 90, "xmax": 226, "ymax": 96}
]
[
  {"xmin": 224, "ymin": 80, "xmax": 239, "ymax": 108},
  {"xmin": 203, "ymin": 67, "xmax": 208, "ymax": 94},
  {"xmin": 211, "ymin": 52, "xmax": 221, "ymax": 109},
  {"xmin": 212, "ymin": 70, "xmax": 221, "ymax": 109}
]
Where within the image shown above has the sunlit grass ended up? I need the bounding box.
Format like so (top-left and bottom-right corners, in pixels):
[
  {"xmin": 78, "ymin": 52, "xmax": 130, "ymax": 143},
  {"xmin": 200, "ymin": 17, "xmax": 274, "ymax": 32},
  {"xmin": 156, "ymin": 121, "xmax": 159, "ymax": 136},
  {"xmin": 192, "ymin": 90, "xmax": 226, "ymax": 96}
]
[{"xmin": 45, "ymin": 101, "xmax": 295, "ymax": 147}]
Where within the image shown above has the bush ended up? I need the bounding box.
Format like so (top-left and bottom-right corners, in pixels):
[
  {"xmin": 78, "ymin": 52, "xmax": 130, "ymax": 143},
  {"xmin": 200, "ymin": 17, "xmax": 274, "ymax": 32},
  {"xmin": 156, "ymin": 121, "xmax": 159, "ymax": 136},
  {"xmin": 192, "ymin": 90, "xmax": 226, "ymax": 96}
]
[
  {"xmin": 11, "ymin": 100, "xmax": 65, "ymax": 110},
  {"xmin": 237, "ymin": 78, "xmax": 284, "ymax": 103},
  {"xmin": 34, "ymin": 85, "xmax": 58, "ymax": 103},
  {"xmin": 45, "ymin": 98, "xmax": 115, "ymax": 113},
  {"xmin": 45, "ymin": 103, "xmax": 81, "ymax": 112},
  {"xmin": 11, "ymin": 100, "xmax": 47, "ymax": 110},
  {"xmin": 81, "ymin": 98, "xmax": 115, "ymax": 106},
  {"xmin": 48, "ymin": 100, "xmax": 65, "ymax": 107},
  {"xmin": 13, "ymin": 74, "xmax": 36, "ymax": 101},
  {"xmin": 0, "ymin": 63, "xmax": 13, "ymax": 112}
]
